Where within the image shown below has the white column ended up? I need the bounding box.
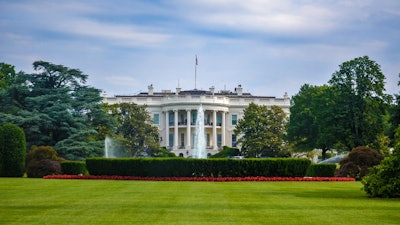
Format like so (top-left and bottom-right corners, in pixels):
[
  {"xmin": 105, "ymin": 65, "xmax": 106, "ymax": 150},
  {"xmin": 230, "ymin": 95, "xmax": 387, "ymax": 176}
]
[
  {"xmin": 222, "ymin": 112, "xmax": 226, "ymax": 146},
  {"xmin": 213, "ymin": 110, "xmax": 217, "ymax": 150},
  {"xmin": 174, "ymin": 110, "xmax": 178, "ymax": 150},
  {"xmin": 165, "ymin": 111, "xmax": 169, "ymax": 148},
  {"xmin": 186, "ymin": 109, "xmax": 191, "ymax": 149}
]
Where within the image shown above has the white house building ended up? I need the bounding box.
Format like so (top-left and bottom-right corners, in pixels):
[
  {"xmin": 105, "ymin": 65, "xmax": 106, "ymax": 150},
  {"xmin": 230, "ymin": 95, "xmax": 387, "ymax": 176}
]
[{"xmin": 103, "ymin": 84, "xmax": 290, "ymax": 157}]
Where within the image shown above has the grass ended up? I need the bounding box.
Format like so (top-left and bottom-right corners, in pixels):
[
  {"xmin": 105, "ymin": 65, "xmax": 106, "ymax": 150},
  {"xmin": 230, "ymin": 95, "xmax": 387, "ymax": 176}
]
[{"xmin": 1, "ymin": 178, "xmax": 399, "ymax": 225}]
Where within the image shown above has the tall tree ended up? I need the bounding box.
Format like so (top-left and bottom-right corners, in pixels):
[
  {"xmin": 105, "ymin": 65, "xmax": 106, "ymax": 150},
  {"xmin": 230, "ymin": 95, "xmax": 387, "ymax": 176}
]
[
  {"xmin": 287, "ymin": 84, "xmax": 338, "ymax": 159},
  {"xmin": 234, "ymin": 103, "xmax": 288, "ymax": 158},
  {"xmin": 109, "ymin": 103, "xmax": 161, "ymax": 157},
  {"xmin": 0, "ymin": 61, "xmax": 115, "ymax": 159},
  {"xmin": 328, "ymin": 56, "xmax": 391, "ymax": 150}
]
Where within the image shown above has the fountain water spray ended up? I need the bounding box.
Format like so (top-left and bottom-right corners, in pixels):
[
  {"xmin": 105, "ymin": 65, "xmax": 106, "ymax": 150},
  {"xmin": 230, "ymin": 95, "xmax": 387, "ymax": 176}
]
[
  {"xmin": 193, "ymin": 105, "xmax": 207, "ymax": 158},
  {"xmin": 104, "ymin": 136, "xmax": 116, "ymax": 158}
]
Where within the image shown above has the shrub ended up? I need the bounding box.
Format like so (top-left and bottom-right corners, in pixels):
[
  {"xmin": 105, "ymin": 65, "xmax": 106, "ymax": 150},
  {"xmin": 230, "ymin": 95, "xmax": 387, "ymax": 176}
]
[
  {"xmin": 362, "ymin": 126, "xmax": 400, "ymax": 198},
  {"xmin": 0, "ymin": 123, "xmax": 26, "ymax": 177},
  {"xmin": 336, "ymin": 146, "xmax": 383, "ymax": 180},
  {"xmin": 362, "ymin": 155, "xmax": 400, "ymax": 198},
  {"xmin": 61, "ymin": 161, "xmax": 88, "ymax": 175},
  {"xmin": 26, "ymin": 146, "xmax": 61, "ymax": 178},
  {"xmin": 209, "ymin": 146, "xmax": 240, "ymax": 158},
  {"xmin": 26, "ymin": 159, "xmax": 62, "ymax": 178},
  {"xmin": 306, "ymin": 164, "xmax": 336, "ymax": 177}
]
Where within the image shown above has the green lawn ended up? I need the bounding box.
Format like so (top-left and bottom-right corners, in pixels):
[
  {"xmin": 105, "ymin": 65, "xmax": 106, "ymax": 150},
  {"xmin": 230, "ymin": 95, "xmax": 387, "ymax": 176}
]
[{"xmin": 1, "ymin": 178, "xmax": 399, "ymax": 225}]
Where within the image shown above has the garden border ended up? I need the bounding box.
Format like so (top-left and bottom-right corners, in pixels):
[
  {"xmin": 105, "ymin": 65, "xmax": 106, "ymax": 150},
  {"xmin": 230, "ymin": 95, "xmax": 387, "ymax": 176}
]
[{"xmin": 43, "ymin": 175, "xmax": 355, "ymax": 182}]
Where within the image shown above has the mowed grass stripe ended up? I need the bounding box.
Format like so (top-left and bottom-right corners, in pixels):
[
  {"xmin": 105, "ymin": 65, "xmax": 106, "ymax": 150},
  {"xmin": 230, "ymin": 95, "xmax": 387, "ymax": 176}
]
[{"xmin": 1, "ymin": 178, "xmax": 399, "ymax": 225}]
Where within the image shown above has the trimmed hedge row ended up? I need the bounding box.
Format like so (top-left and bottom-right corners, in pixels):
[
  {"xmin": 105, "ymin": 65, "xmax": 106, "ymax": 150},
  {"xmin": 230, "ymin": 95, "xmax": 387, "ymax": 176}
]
[
  {"xmin": 61, "ymin": 161, "xmax": 89, "ymax": 175},
  {"xmin": 86, "ymin": 158, "xmax": 311, "ymax": 177},
  {"xmin": 306, "ymin": 164, "xmax": 337, "ymax": 177}
]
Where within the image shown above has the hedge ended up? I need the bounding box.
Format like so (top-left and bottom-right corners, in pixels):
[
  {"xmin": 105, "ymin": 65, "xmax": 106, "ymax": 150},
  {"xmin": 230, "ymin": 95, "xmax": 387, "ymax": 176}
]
[
  {"xmin": 86, "ymin": 158, "xmax": 311, "ymax": 177},
  {"xmin": 306, "ymin": 164, "xmax": 337, "ymax": 177},
  {"xmin": 0, "ymin": 123, "xmax": 26, "ymax": 177},
  {"xmin": 61, "ymin": 161, "xmax": 89, "ymax": 175}
]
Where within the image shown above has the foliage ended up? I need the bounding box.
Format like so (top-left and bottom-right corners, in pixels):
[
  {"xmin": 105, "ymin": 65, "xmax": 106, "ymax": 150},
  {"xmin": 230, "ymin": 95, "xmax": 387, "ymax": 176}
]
[
  {"xmin": 306, "ymin": 164, "xmax": 337, "ymax": 177},
  {"xmin": 289, "ymin": 56, "xmax": 393, "ymax": 158},
  {"xmin": 209, "ymin": 146, "xmax": 240, "ymax": 158},
  {"xmin": 25, "ymin": 145, "xmax": 62, "ymax": 178},
  {"xmin": 287, "ymin": 84, "xmax": 338, "ymax": 159},
  {"xmin": 234, "ymin": 103, "xmax": 288, "ymax": 158},
  {"xmin": 0, "ymin": 61, "xmax": 116, "ymax": 159},
  {"xmin": 26, "ymin": 145, "xmax": 59, "ymax": 165},
  {"xmin": 61, "ymin": 161, "xmax": 88, "ymax": 175},
  {"xmin": 86, "ymin": 158, "xmax": 311, "ymax": 177},
  {"xmin": 108, "ymin": 103, "xmax": 161, "ymax": 157},
  {"xmin": 328, "ymin": 56, "xmax": 391, "ymax": 150},
  {"xmin": 0, "ymin": 123, "xmax": 26, "ymax": 177},
  {"xmin": 0, "ymin": 62, "xmax": 16, "ymax": 88},
  {"xmin": 362, "ymin": 125, "xmax": 400, "ymax": 198},
  {"xmin": 336, "ymin": 146, "xmax": 383, "ymax": 180},
  {"xmin": 26, "ymin": 159, "xmax": 61, "ymax": 178}
]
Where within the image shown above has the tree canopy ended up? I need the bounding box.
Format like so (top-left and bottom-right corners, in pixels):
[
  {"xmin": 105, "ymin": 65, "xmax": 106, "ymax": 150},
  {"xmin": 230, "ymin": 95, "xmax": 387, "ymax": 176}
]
[
  {"xmin": 234, "ymin": 103, "xmax": 288, "ymax": 158},
  {"xmin": 108, "ymin": 103, "xmax": 162, "ymax": 157},
  {"xmin": 288, "ymin": 56, "xmax": 393, "ymax": 157},
  {"xmin": 0, "ymin": 61, "xmax": 115, "ymax": 160}
]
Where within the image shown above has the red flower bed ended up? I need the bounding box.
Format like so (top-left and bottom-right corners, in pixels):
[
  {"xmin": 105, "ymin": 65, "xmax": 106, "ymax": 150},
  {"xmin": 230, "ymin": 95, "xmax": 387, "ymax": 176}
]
[{"xmin": 43, "ymin": 175, "xmax": 355, "ymax": 182}]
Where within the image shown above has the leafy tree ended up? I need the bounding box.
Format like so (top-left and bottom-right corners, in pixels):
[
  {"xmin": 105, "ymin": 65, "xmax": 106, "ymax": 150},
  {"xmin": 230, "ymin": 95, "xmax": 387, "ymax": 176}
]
[
  {"xmin": 234, "ymin": 103, "xmax": 288, "ymax": 158},
  {"xmin": 108, "ymin": 103, "xmax": 161, "ymax": 157},
  {"xmin": 287, "ymin": 84, "xmax": 338, "ymax": 159},
  {"xmin": 328, "ymin": 56, "xmax": 391, "ymax": 150},
  {"xmin": 0, "ymin": 61, "xmax": 115, "ymax": 159},
  {"xmin": 0, "ymin": 62, "xmax": 16, "ymax": 88},
  {"xmin": 0, "ymin": 123, "xmax": 26, "ymax": 177}
]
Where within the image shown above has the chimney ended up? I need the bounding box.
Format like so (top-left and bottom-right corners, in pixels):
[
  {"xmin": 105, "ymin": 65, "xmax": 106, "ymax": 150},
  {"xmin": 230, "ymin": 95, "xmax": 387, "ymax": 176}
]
[
  {"xmin": 176, "ymin": 87, "xmax": 182, "ymax": 95},
  {"xmin": 236, "ymin": 84, "xmax": 243, "ymax": 96},
  {"xmin": 148, "ymin": 84, "xmax": 154, "ymax": 96},
  {"xmin": 209, "ymin": 86, "xmax": 215, "ymax": 95}
]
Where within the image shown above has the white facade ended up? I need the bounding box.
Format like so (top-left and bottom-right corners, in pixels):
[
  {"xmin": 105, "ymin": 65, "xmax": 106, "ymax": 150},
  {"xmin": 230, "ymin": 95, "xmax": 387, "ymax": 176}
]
[{"xmin": 103, "ymin": 85, "xmax": 290, "ymax": 157}]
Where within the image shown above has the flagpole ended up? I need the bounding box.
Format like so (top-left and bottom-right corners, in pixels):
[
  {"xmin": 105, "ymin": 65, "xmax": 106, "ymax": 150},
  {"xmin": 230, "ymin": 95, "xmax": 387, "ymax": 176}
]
[{"xmin": 195, "ymin": 55, "xmax": 197, "ymax": 90}]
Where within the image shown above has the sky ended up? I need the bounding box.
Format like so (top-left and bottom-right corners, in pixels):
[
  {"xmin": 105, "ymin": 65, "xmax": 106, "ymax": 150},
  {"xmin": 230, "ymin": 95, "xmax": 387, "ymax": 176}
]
[{"xmin": 0, "ymin": 0, "xmax": 399, "ymax": 98}]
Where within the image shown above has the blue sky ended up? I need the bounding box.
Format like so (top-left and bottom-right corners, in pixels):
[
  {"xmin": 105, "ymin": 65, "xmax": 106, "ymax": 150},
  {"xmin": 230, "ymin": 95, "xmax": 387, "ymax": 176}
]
[{"xmin": 0, "ymin": 0, "xmax": 399, "ymax": 97}]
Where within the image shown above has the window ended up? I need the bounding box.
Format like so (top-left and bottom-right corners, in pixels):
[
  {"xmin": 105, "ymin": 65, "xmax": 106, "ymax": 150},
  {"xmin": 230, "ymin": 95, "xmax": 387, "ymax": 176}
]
[
  {"xmin": 169, "ymin": 112, "xmax": 174, "ymax": 126},
  {"xmin": 217, "ymin": 134, "xmax": 222, "ymax": 147},
  {"xmin": 169, "ymin": 134, "xmax": 174, "ymax": 147},
  {"xmin": 232, "ymin": 114, "xmax": 237, "ymax": 125},
  {"xmin": 232, "ymin": 134, "xmax": 237, "ymax": 147},
  {"xmin": 192, "ymin": 112, "xmax": 197, "ymax": 125},
  {"xmin": 217, "ymin": 114, "xmax": 222, "ymax": 126},
  {"xmin": 153, "ymin": 114, "xmax": 159, "ymax": 125},
  {"xmin": 180, "ymin": 133, "xmax": 185, "ymax": 147}
]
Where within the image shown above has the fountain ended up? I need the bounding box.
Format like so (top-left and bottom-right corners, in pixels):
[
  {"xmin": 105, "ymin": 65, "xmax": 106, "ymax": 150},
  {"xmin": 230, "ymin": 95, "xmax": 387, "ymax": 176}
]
[
  {"xmin": 193, "ymin": 105, "xmax": 207, "ymax": 158},
  {"xmin": 104, "ymin": 136, "xmax": 116, "ymax": 158}
]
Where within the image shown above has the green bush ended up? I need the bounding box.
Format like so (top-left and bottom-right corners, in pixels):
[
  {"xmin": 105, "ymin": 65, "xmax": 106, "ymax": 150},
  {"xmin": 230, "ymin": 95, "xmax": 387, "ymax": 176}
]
[
  {"xmin": 26, "ymin": 159, "xmax": 62, "ymax": 178},
  {"xmin": 209, "ymin": 146, "xmax": 240, "ymax": 158},
  {"xmin": 362, "ymin": 155, "xmax": 400, "ymax": 198},
  {"xmin": 336, "ymin": 146, "xmax": 383, "ymax": 180},
  {"xmin": 86, "ymin": 158, "xmax": 311, "ymax": 177},
  {"xmin": 26, "ymin": 146, "xmax": 61, "ymax": 178},
  {"xmin": 61, "ymin": 161, "xmax": 88, "ymax": 175},
  {"xmin": 0, "ymin": 123, "xmax": 26, "ymax": 177},
  {"xmin": 306, "ymin": 164, "xmax": 336, "ymax": 177}
]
